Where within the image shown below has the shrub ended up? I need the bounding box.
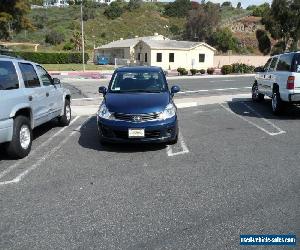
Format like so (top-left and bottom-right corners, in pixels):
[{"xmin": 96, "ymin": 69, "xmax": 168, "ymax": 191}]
[
  {"xmin": 45, "ymin": 30, "xmax": 65, "ymax": 45},
  {"xmin": 221, "ymin": 65, "xmax": 232, "ymax": 75},
  {"xmin": 207, "ymin": 68, "xmax": 215, "ymax": 75},
  {"xmin": 190, "ymin": 69, "xmax": 197, "ymax": 75},
  {"xmin": 231, "ymin": 63, "xmax": 255, "ymax": 73},
  {"xmin": 9, "ymin": 51, "xmax": 89, "ymax": 64},
  {"xmin": 177, "ymin": 67, "xmax": 186, "ymax": 75},
  {"xmin": 199, "ymin": 69, "xmax": 205, "ymax": 74},
  {"xmin": 182, "ymin": 69, "xmax": 188, "ymax": 75},
  {"xmin": 104, "ymin": 1, "xmax": 125, "ymax": 19}
]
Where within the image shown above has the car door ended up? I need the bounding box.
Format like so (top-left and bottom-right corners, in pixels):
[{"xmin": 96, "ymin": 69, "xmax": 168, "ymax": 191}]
[
  {"xmin": 36, "ymin": 65, "xmax": 62, "ymax": 119},
  {"xmin": 18, "ymin": 62, "xmax": 49, "ymax": 127},
  {"xmin": 264, "ymin": 56, "xmax": 278, "ymax": 96},
  {"xmin": 258, "ymin": 58, "xmax": 271, "ymax": 94}
]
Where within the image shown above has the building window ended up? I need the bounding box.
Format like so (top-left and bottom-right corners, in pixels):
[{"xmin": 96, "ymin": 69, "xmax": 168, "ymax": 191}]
[
  {"xmin": 169, "ymin": 53, "xmax": 174, "ymax": 62},
  {"xmin": 156, "ymin": 53, "xmax": 162, "ymax": 62},
  {"xmin": 199, "ymin": 54, "xmax": 205, "ymax": 63},
  {"xmin": 145, "ymin": 53, "xmax": 148, "ymax": 63},
  {"xmin": 137, "ymin": 53, "xmax": 141, "ymax": 61}
]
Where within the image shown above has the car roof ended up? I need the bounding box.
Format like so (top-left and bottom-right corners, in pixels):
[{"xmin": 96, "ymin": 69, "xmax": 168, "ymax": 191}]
[
  {"xmin": 115, "ymin": 66, "xmax": 163, "ymax": 73},
  {"xmin": 272, "ymin": 51, "xmax": 300, "ymax": 57},
  {"xmin": 0, "ymin": 56, "xmax": 39, "ymax": 65}
]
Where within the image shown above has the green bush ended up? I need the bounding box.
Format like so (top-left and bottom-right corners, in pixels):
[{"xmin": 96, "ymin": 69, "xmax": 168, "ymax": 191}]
[
  {"xmin": 8, "ymin": 51, "xmax": 89, "ymax": 64},
  {"xmin": 199, "ymin": 69, "xmax": 205, "ymax": 74},
  {"xmin": 177, "ymin": 67, "xmax": 188, "ymax": 75},
  {"xmin": 182, "ymin": 69, "xmax": 188, "ymax": 75},
  {"xmin": 231, "ymin": 63, "xmax": 255, "ymax": 73},
  {"xmin": 190, "ymin": 69, "xmax": 197, "ymax": 75},
  {"xmin": 207, "ymin": 68, "xmax": 215, "ymax": 75},
  {"xmin": 221, "ymin": 65, "xmax": 232, "ymax": 75}
]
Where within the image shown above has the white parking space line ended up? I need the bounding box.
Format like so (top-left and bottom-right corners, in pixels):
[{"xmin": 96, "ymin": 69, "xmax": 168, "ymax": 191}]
[
  {"xmin": 0, "ymin": 116, "xmax": 80, "ymax": 182},
  {"xmin": 0, "ymin": 117, "xmax": 93, "ymax": 186},
  {"xmin": 220, "ymin": 103, "xmax": 286, "ymax": 136},
  {"xmin": 178, "ymin": 87, "xmax": 251, "ymax": 95},
  {"xmin": 241, "ymin": 102, "xmax": 286, "ymax": 135},
  {"xmin": 166, "ymin": 133, "xmax": 189, "ymax": 157}
]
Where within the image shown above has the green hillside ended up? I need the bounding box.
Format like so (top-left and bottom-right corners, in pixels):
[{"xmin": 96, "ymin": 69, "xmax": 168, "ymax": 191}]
[{"xmin": 11, "ymin": 3, "xmax": 251, "ymax": 54}]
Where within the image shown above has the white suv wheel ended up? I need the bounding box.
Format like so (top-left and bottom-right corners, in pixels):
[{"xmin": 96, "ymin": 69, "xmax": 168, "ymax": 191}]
[{"xmin": 19, "ymin": 125, "xmax": 31, "ymax": 150}]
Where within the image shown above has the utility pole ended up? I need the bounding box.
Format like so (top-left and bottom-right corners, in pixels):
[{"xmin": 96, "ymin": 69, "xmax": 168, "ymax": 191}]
[{"xmin": 80, "ymin": 2, "xmax": 85, "ymax": 72}]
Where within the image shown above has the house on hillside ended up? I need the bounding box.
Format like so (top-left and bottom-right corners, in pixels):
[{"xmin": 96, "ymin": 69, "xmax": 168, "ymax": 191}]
[
  {"xmin": 94, "ymin": 34, "xmax": 216, "ymax": 70},
  {"xmin": 94, "ymin": 33, "xmax": 168, "ymax": 64},
  {"xmin": 134, "ymin": 40, "xmax": 215, "ymax": 70},
  {"xmin": 43, "ymin": 0, "xmax": 69, "ymax": 8}
]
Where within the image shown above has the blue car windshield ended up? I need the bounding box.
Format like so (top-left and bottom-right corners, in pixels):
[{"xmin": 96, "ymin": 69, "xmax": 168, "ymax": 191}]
[{"xmin": 109, "ymin": 70, "xmax": 167, "ymax": 93}]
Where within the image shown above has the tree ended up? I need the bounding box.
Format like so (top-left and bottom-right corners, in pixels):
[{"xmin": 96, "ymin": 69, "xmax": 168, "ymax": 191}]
[
  {"xmin": 262, "ymin": 0, "xmax": 300, "ymax": 52},
  {"xmin": 256, "ymin": 29, "xmax": 271, "ymax": 55},
  {"xmin": 104, "ymin": 0, "xmax": 125, "ymax": 19},
  {"xmin": 221, "ymin": 1, "xmax": 232, "ymax": 8},
  {"xmin": 29, "ymin": 0, "xmax": 43, "ymax": 5},
  {"xmin": 127, "ymin": 0, "xmax": 143, "ymax": 11},
  {"xmin": 70, "ymin": 31, "xmax": 82, "ymax": 51},
  {"xmin": 185, "ymin": 2, "xmax": 220, "ymax": 42},
  {"xmin": 45, "ymin": 30, "xmax": 65, "ymax": 45},
  {"xmin": 208, "ymin": 28, "xmax": 238, "ymax": 53},
  {"xmin": 0, "ymin": 0, "xmax": 34, "ymax": 40},
  {"xmin": 237, "ymin": 2, "xmax": 242, "ymax": 9},
  {"xmin": 164, "ymin": 0, "xmax": 191, "ymax": 18},
  {"xmin": 252, "ymin": 3, "xmax": 270, "ymax": 17}
]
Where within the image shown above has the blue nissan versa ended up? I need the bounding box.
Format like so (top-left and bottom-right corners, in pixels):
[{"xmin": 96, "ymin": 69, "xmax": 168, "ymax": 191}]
[{"xmin": 97, "ymin": 66, "xmax": 180, "ymax": 144}]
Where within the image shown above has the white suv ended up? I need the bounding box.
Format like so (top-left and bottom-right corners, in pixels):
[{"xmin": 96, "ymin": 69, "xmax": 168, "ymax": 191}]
[
  {"xmin": 252, "ymin": 52, "xmax": 300, "ymax": 114},
  {"xmin": 0, "ymin": 56, "xmax": 71, "ymax": 158}
]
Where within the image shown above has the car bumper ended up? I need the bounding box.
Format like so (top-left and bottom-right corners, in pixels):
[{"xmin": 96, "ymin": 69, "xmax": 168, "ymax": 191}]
[
  {"xmin": 288, "ymin": 93, "xmax": 300, "ymax": 102},
  {"xmin": 0, "ymin": 118, "xmax": 13, "ymax": 144},
  {"xmin": 97, "ymin": 116, "xmax": 178, "ymax": 143}
]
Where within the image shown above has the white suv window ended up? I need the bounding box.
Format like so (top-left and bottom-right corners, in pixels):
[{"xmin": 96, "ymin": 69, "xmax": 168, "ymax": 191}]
[
  {"xmin": 276, "ymin": 54, "xmax": 293, "ymax": 72},
  {"xmin": 19, "ymin": 63, "xmax": 41, "ymax": 88},
  {"xmin": 36, "ymin": 65, "xmax": 52, "ymax": 86},
  {"xmin": 292, "ymin": 53, "xmax": 300, "ymax": 73},
  {"xmin": 0, "ymin": 61, "xmax": 19, "ymax": 90},
  {"xmin": 268, "ymin": 57, "xmax": 278, "ymax": 72}
]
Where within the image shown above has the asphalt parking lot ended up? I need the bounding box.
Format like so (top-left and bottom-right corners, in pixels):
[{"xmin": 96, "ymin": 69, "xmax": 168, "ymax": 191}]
[{"xmin": 1, "ymin": 79, "xmax": 299, "ymax": 249}]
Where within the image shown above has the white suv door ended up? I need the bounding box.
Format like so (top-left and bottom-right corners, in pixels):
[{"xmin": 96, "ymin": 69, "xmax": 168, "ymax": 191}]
[
  {"xmin": 18, "ymin": 62, "xmax": 49, "ymax": 127},
  {"xmin": 264, "ymin": 56, "xmax": 279, "ymax": 97},
  {"xmin": 36, "ymin": 65, "xmax": 62, "ymax": 120}
]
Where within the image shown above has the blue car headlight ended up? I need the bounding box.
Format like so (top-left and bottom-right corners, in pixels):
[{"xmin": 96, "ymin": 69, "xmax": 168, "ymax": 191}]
[
  {"xmin": 97, "ymin": 103, "xmax": 113, "ymax": 120},
  {"xmin": 159, "ymin": 103, "xmax": 176, "ymax": 120}
]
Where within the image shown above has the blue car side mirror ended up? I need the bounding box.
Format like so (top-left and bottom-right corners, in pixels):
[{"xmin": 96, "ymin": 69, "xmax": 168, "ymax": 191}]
[
  {"xmin": 99, "ymin": 86, "xmax": 107, "ymax": 96},
  {"xmin": 171, "ymin": 85, "xmax": 180, "ymax": 95}
]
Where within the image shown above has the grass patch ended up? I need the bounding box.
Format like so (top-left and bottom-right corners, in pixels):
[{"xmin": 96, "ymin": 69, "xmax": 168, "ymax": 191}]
[{"xmin": 42, "ymin": 64, "xmax": 115, "ymax": 71}]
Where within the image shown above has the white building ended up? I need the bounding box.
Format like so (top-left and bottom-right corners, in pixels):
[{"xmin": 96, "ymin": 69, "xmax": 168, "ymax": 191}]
[
  {"xmin": 94, "ymin": 34, "xmax": 216, "ymax": 70},
  {"xmin": 94, "ymin": 34, "xmax": 168, "ymax": 64},
  {"xmin": 43, "ymin": 0, "xmax": 69, "ymax": 7}
]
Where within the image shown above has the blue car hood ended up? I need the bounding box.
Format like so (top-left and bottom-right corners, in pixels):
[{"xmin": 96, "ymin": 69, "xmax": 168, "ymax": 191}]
[{"xmin": 105, "ymin": 92, "xmax": 170, "ymax": 114}]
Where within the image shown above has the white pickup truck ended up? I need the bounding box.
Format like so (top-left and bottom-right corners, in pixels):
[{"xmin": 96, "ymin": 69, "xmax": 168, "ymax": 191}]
[
  {"xmin": 252, "ymin": 52, "xmax": 300, "ymax": 114},
  {"xmin": 0, "ymin": 56, "xmax": 71, "ymax": 158}
]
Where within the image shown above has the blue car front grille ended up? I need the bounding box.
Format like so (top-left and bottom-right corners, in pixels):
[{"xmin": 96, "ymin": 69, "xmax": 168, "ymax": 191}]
[{"xmin": 113, "ymin": 112, "xmax": 160, "ymax": 122}]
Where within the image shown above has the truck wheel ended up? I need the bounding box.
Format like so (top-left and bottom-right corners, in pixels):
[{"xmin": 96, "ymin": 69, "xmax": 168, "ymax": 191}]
[
  {"xmin": 58, "ymin": 99, "xmax": 71, "ymax": 126},
  {"xmin": 6, "ymin": 116, "xmax": 32, "ymax": 159},
  {"xmin": 252, "ymin": 83, "xmax": 264, "ymax": 102},
  {"xmin": 272, "ymin": 90, "xmax": 283, "ymax": 115}
]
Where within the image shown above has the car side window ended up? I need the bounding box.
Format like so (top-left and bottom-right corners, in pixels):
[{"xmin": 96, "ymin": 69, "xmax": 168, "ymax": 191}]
[
  {"xmin": 276, "ymin": 54, "xmax": 293, "ymax": 72},
  {"xmin": 268, "ymin": 57, "xmax": 278, "ymax": 72},
  {"xmin": 292, "ymin": 53, "xmax": 300, "ymax": 73},
  {"xmin": 263, "ymin": 58, "xmax": 272, "ymax": 71},
  {"xmin": 0, "ymin": 61, "xmax": 19, "ymax": 90},
  {"xmin": 36, "ymin": 65, "xmax": 52, "ymax": 86},
  {"xmin": 18, "ymin": 63, "xmax": 40, "ymax": 88}
]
